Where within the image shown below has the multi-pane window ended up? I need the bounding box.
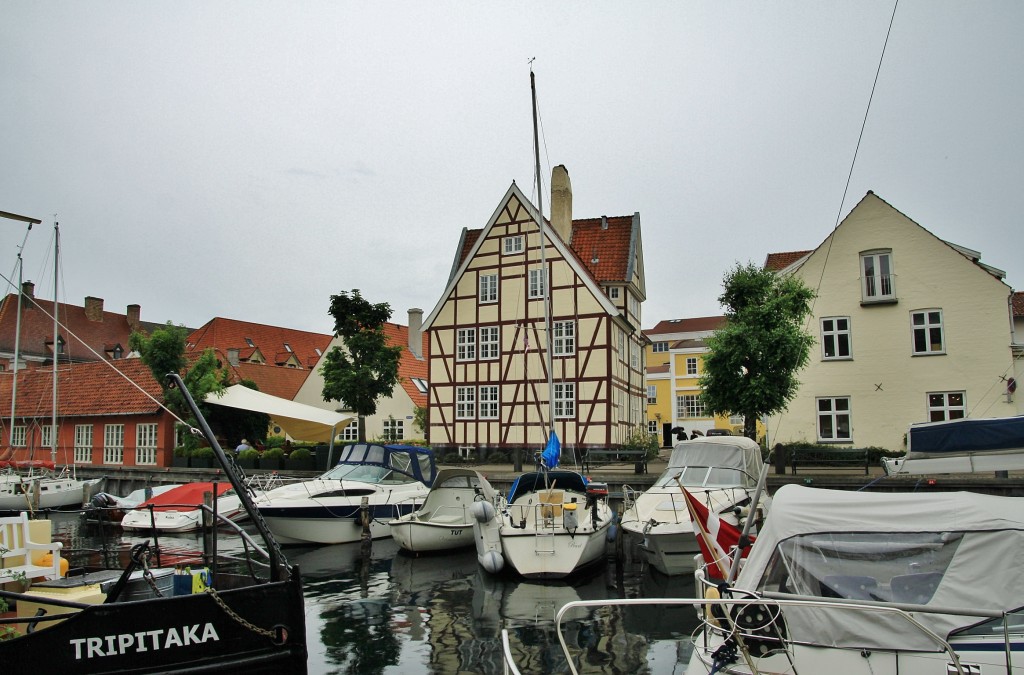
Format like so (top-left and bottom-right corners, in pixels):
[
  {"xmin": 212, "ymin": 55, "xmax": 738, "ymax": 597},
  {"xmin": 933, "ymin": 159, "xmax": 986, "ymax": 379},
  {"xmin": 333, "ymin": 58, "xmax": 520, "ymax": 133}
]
[
  {"xmin": 646, "ymin": 385, "xmax": 657, "ymax": 404},
  {"xmin": 553, "ymin": 382, "xmax": 575, "ymax": 418},
  {"xmin": 479, "ymin": 326, "xmax": 500, "ymax": 360},
  {"xmin": 457, "ymin": 328, "xmax": 476, "ymax": 361},
  {"xmin": 104, "ymin": 424, "xmax": 125, "ymax": 465},
  {"xmin": 685, "ymin": 357, "xmax": 698, "ymax": 376},
  {"xmin": 74, "ymin": 425, "xmax": 92, "ymax": 464},
  {"xmin": 817, "ymin": 397, "xmax": 851, "ymax": 441},
  {"xmin": 136, "ymin": 423, "xmax": 158, "ymax": 465},
  {"xmin": 631, "ymin": 342, "xmax": 640, "ymax": 369},
  {"xmin": 382, "ymin": 418, "xmax": 404, "ymax": 441},
  {"xmin": 911, "ymin": 310, "xmax": 944, "ymax": 355},
  {"xmin": 40, "ymin": 424, "xmax": 56, "ymax": 450},
  {"xmin": 648, "ymin": 420, "xmax": 659, "ymax": 439},
  {"xmin": 11, "ymin": 425, "xmax": 26, "ymax": 447},
  {"xmin": 503, "ymin": 235, "xmax": 524, "ymax": 254},
  {"xmin": 676, "ymin": 394, "xmax": 706, "ymax": 419},
  {"xmin": 928, "ymin": 392, "xmax": 966, "ymax": 422},
  {"xmin": 822, "ymin": 317, "xmax": 852, "ymax": 359},
  {"xmin": 861, "ymin": 251, "xmax": 895, "ymax": 301},
  {"xmin": 479, "ymin": 385, "xmax": 499, "ymax": 419},
  {"xmin": 339, "ymin": 419, "xmax": 359, "ymax": 442},
  {"xmin": 529, "ymin": 269, "xmax": 546, "ymax": 299},
  {"xmin": 652, "ymin": 341, "xmax": 669, "ymax": 353},
  {"xmin": 609, "ymin": 287, "xmax": 620, "ymax": 300},
  {"xmin": 456, "ymin": 386, "xmax": 476, "ymax": 419},
  {"xmin": 479, "ymin": 274, "xmax": 498, "ymax": 303},
  {"xmin": 552, "ymin": 321, "xmax": 575, "ymax": 356}
]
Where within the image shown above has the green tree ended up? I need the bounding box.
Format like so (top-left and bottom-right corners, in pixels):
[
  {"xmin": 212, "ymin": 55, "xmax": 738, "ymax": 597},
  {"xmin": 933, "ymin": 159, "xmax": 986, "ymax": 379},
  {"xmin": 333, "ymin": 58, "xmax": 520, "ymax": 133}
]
[
  {"xmin": 321, "ymin": 290, "xmax": 402, "ymax": 443},
  {"xmin": 130, "ymin": 322, "xmax": 226, "ymax": 451},
  {"xmin": 700, "ymin": 263, "xmax": 815, "ymax": 441}
]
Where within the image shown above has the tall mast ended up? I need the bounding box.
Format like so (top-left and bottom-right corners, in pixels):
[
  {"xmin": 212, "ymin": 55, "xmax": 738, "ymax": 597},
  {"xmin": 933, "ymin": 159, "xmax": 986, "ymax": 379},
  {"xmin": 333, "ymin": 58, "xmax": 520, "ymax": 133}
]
[
  {"xmin": 530, "ymin": 69, "xmax": 555, "ymax": 440},
  {"xmin": 51, "ymin": 220, "xmax": 59, "ymax": 464},
  {"xmin": 0, "ymin": 211, "xmax": 40, "ymax": 454}
]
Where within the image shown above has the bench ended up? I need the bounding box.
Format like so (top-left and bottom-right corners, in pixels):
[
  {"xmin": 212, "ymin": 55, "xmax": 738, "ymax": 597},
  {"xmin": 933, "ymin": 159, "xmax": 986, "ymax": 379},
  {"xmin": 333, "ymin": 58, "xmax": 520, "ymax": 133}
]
[
  {"xmin": 790, "ymin": 448, "xmax": 869, "ymax": 475},
  {"xmin": 0, "ymin": 512, "xmax": 64, "ymax": 583},
  {"xmin": 581, "ymin": 449, "xmax": 648, "ymax": 474}
]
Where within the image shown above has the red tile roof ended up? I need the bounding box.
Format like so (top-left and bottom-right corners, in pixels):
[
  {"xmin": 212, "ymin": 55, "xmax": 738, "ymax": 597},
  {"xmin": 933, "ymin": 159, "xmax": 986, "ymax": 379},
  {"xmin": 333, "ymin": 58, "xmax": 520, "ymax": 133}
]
[
  {"xmin": 646, "ymin": 364, "xmax": 670, "ymax": 375},
  {"xmin": 0, "ymin": 358, "xmax": 164, "ymax": 418},
  {"xmin": 0, "ymin": 292, "xmax": 139, "ymax": 363},
  {"xmin": 763, "ymin": 250, "xmax": 812, "ymax": 271},
  {"xmin": 187, "ymin": 318, "xmax": 332, "ymax": 372},
  {"xmin": 570, "ymin": 216, "xmax": 635, "ymax": 283},
  {"xmin": 645, "ymin": 316, "xmax": 726, "ymax": 336},
  {"xmin": 382, "ymin": 322, "xmax": 429, "ymax": 408},
  {"xmin": 225, "ymin": 359, "xmax": 311, "ymax": 400}
]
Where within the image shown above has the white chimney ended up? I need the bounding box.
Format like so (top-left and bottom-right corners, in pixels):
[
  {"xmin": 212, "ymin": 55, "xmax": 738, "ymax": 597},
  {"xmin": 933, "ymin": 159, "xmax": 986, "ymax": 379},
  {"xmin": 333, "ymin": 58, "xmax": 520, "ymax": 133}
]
[
  {"xmin": 550, "ymin": 165, "xmax": 572, "ymax": 243},
  {"xmin": 407, "ymin": 308, "xmax": 423, "ymax": 359}
]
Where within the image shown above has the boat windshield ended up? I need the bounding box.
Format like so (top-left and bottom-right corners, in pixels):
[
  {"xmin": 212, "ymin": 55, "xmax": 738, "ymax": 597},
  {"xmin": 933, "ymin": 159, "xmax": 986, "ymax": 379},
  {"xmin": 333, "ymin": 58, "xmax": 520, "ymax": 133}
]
[
  {"xmin": 321, "ymin": 463, "xmax": 393, "ymax": 483},
  {"xmin": 757, "ymin": 531, "xmax": 964, "ymax": 604},
  {"xmin": 654, "ymin": 466, "xmax": 748, "ymax": 489}
]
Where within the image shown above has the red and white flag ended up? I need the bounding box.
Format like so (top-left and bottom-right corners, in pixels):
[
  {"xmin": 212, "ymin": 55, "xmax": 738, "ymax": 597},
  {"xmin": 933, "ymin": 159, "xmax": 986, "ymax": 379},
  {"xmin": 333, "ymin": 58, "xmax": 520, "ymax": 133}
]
[{"xmin": 681, "ymin": 485, "xmax": 754, "ymax": 581}]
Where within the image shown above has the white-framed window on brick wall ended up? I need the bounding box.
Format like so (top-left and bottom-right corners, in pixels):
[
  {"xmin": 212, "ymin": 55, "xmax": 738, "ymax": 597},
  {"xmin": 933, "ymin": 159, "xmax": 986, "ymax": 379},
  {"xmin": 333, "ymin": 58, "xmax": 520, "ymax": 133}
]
[
  {"xmin": 457, "ymin": 328, "xmax": 476, "ymax": 361},
  {"xmin": 676, "ymin": 394, "xmax": 705, "ymax": 419},
  {"xmin": 911, "ymin": 309, "xmax": 945, "ymax": 355},
  {"xmin": 553, "ymin": 382, "xmax": 575, "ymax": 418},
  {"xmin": 11, "ymin": 425, "xmax": 26, "ymax": 447},
  {"xmin": 552, "ymin": 321, "xmax": 575, "ymax": 356},
  {"xmin": 817, "ymin": 396, "xmax": 851, "ymax": 442},
  {"xmin": 104, "ymin": 424, "xmax": 125, "ymax": 465},
  {"xmin": 480, "ymin": 326, "xmax": 500, "ymax": 360},
  {"xmin": 479, "ymin": 273, "xmax": 498, "ymax": 303},
  {"xmin": 40, "ymin": 424, "xmax": 57, "ymax": 453},
  {"xmin": 74, "ymin": 424, "xmax": 92, "ymax": 464},
  {"xmin": 456, "ymin": 386, "xmax": 476, "ymax": 419},
  {"xmin": 479, "ymin": 385, "xmax": 499, "ymax": 419},
  {"xmin": 927, "ymin": 391, "xmax": 965, "ymax": 422},
  {"xmin": 136, "ymin": 423, "xmax": 158, "ymax": 465},
  {"xmin": 821, "ymin": 316, "xmax": 852, "ymax": 359}
]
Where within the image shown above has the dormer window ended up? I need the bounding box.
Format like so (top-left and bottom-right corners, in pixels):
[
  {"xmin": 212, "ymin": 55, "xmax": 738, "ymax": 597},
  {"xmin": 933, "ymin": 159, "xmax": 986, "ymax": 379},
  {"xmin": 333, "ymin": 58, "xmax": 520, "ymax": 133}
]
[
  {"xmin": 284, "ymin": 342, "xmax": 292, "ymax": 352},
  {"xmin": 861, "ymin": 250, "xmax": 895, "ymax": 303},
  {"xmin": 609, "ymin": 287, "xmax": 620, "ymax": 300},
  {"xmin": 245, "ymin": 337, "xmax": 255, "ymax": 347}
]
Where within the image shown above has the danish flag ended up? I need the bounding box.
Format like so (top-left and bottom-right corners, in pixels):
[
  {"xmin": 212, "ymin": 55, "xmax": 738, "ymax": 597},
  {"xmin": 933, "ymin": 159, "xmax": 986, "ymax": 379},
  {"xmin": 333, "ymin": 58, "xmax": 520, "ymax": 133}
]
[{"xmin": 681, "ymin": 483, "xmax": 754, "ymax": 581}]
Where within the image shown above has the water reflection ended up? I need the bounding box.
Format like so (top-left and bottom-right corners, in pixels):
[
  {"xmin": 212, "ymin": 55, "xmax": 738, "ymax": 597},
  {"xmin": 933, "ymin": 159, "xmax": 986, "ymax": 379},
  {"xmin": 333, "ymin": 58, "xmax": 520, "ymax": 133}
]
[{"xmin": 49, "ymin": 514, "xmax": 699, "ymax": 674}]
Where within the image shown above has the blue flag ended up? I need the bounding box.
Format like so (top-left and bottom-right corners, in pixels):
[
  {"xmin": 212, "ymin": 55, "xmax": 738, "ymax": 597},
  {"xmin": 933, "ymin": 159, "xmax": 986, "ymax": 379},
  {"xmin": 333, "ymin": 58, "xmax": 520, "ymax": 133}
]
[{"xmin": 541, "ymin": 430, "xmax": 561, "ymax": 469}]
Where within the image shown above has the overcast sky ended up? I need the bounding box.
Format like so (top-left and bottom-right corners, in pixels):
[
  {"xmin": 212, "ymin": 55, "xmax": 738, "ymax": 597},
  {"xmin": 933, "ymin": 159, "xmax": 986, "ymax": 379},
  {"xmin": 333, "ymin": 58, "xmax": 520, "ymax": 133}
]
[{"xmin": 2, "ymin": 2, "xmax": 1021, "ymax": 336}]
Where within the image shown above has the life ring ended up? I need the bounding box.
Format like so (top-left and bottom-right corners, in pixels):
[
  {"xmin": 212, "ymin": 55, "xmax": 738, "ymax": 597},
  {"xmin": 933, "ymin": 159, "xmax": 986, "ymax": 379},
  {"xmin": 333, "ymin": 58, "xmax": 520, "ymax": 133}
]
[{"xmin": 37, "ymin": 553, "xmax": 69, "ymax": 578}]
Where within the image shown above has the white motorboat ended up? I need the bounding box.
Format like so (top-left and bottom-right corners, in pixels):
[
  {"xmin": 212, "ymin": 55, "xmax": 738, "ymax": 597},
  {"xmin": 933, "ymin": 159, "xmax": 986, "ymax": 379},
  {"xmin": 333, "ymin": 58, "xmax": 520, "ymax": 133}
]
[
  {"xmin": 256, "ymin": 442, "xmax": 438, "ymax": 545},
  {"xmin": 0, "ymin": 462, "xmax": 104, "ymax": 512},
  {"xmin": 884, "ymin": 414, "xmax": 1024, "ymax": 475},
  {"xmin": 472, "ymin": 469, "xmax": 614, "ymax": 580},
  {"xmin": 389, "ymin": 467, "xmax": 498, "ymax": 553},
  {"xmin": 120, "ymin": 481, "xmax": 246, "ymax": 532},
  {"xmin": 619, "ymin": 436, "xmax": 769, "ymax": 576}
]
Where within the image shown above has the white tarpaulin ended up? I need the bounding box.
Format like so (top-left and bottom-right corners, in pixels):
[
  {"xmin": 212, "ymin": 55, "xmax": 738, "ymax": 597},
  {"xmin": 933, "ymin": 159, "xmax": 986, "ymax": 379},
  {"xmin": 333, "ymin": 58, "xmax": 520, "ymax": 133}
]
[{"xmin": 205, "ymin": 385, "xmax": 354, "ymax": 442}]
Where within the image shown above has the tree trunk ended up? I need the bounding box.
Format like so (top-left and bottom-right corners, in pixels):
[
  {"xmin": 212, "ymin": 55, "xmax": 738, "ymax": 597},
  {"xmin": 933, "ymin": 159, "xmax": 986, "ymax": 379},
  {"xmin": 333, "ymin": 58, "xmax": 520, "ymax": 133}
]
[
  {"xmin": 744, "ymin": 415, "xmax": 757, "ymax": 441},
  {"xmin": 358, "ymin": 414, "xmax": 367, "ymax": 443}
]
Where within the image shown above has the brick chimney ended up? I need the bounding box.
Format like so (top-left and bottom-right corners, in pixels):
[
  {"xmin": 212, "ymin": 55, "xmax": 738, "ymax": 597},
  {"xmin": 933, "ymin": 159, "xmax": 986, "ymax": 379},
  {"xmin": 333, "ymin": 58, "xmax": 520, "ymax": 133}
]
[
  {"xmin": 550, "ymin": 165, "xmax": 572, "ymax": 243},
  {"xmin": 126, "ymin": 304, "xmax": 141, "ymax": 331},
  {"xmin": 85, "ymin": 296, "xmax": 104, "ymax": 321},
  {"xmin": 21, "ymin": 281, "xmax": 34, "ymax": 300},
  {"xmin": 227, "ymin": 348, "xmax": 240, "ymax": 366},
  {"xmin": 407, "ymin": 308, "xmax": 423, "ymax": 359}
]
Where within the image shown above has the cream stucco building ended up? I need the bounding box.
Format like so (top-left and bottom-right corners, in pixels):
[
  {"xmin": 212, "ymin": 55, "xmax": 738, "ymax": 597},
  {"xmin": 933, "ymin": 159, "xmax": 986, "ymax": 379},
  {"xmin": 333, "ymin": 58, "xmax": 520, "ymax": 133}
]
[{"xmin": 767, "ymin": 191, "xmax": 1018, "ymax": 451}]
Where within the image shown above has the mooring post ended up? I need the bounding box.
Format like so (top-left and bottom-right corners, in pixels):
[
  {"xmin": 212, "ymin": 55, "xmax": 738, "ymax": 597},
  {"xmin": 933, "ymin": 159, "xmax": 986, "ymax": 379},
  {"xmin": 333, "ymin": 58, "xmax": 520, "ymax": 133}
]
[{"xmin": 360, "ymin": 496, "xmax": 372, "ymax": 555}]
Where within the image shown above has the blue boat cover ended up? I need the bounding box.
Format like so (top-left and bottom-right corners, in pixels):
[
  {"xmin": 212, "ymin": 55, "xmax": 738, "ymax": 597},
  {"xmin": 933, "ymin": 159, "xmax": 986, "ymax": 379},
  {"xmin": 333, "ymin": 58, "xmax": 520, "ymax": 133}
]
[{"xmin": 906, "ymin": 415, "xmax": 1024, "ymax": 457}]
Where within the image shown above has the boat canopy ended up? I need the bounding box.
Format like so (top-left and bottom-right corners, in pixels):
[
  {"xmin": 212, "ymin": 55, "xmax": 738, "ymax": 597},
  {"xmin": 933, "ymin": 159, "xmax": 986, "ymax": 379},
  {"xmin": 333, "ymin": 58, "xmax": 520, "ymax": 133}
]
[
  {"xmin": 665, "ymin": 437, "xmax": 762, "ymax": 481},
  {"xmin": 507, "ymin": 471, "xmax": 588, "ymax": 503},
  {"xmin": 884, "ymin": 415, "xmax": 1024, "ymax": 474},
  {"xmin": 430, "ymin": 468, "xmax": 497, "ymax": 503},
  {"xmin": 736, "ymin": 484, "xmax": 1024, "ymax": 650},
  {"xmin": 334, "ymin": 443, "xmax": 437, "ymax": 487}
]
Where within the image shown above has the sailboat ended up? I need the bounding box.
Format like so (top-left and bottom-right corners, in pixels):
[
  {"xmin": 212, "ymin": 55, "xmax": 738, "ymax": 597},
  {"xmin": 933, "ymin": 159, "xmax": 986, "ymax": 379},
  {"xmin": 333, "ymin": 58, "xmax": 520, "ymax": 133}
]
[
  {"xmin": 470, "ymin": 71, "xmax": 615, "ymax": 579},
  {"xmin": 0, "ymin": 215, "xmax": 103, "ymax": 511}
]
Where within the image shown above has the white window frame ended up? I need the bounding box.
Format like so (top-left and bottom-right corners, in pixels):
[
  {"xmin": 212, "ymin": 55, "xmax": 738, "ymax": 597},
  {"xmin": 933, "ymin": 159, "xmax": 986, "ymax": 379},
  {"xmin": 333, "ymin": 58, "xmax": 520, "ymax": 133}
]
[
  {"xmin": 135, "ymin": 423, "xmax": 158, "ymax": 466},
  {"xmin": 479, "ymin": 326, "xmax": 500, "ymax": 360},
  {"xmin": 652, "ymin": 341, "xmax": 669, "ymax": 353},
  {"xmin": 631, "ymin": 342, "xmax": 639, "ymax": 369},
  {"xmin": 528, "ymin": 269, "xmax": 546, "ymax": 299},
  {"xmin": 104, "ymin": 423, "xmax": 125, "ymax": 465},
  {"xmin": 861, "ymin": 250, "xmax": 895, "ymax": 302},
  {"xmin": 479, "ymin": 273, "xmax": 498, "ymax": 304},
  {"xmin": 927, "ymin": 391, "xmax": 966, "ymax": 422},
  {"xmin": 553, "ymin": 382, "xmax": 575, "ymax": 418},
  {"xmin": 676, "ymin": 394, "xmax": 705, "ymax": 419},
  {"xmin": 911, "ymin": 309, "xmax": 945, "ymax": 355},
  {"xmin": 817, "ymin": 396, "xmax": 852, "ymax": 442},
  {"xmin": 74, "ymin": 424, "xmax": 93, "ymax": 464},
  {"xmin": 456, "ymin": 328, "xmax": 476, "ymax": 361},
  {"xmin": 821, "ymin": 316, "xmax": 852, "ymax": 360},
  {"xmin": 552, "ymin": 320, "xmax": 575, "ymax": 356},
  {"xmin": 685, "ymin": 357, "xmax": 698, "ymax": 376},
  {"xmin": 479, "ymin": 385, "xmax": 499, "ymax": 420},
  {"xmin": 503, "ymin": 235, "xmax": 524, "ymax": 254},
  {"xmin": 646, "ymin": 385, "xmax": 657, "ymax": 404},
  {"xmin": 40, "ymin": 424, "xmax": 56, "ymax": 450},
  {"xmin": 647, "ymin": 420, "xmax": 659, "ymax": 438},
  {"xmin": 11, "ymin": 425, "xmax": 26, "ymax": 447},
  {"xmin": 609, "ymin": 287, "xmax": 620, "ymax": 300},
  {"xmin": 456, "ymin": 386, "xmax": 476, "ymax": 419},
  {"xmin": 382, "ymin": 418, "xmax": 405, "ymax": 441},
  {"xmin": 339, "ymin": 419, "xmax": 359, "ymax": 442}
]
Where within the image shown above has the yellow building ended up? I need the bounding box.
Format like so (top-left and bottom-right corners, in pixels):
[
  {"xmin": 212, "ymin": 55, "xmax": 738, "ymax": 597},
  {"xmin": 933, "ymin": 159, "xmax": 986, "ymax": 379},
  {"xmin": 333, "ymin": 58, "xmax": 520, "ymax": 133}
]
[{"xmin": 422, "ymin": 166, "xmax": 647, "ymax": 458}]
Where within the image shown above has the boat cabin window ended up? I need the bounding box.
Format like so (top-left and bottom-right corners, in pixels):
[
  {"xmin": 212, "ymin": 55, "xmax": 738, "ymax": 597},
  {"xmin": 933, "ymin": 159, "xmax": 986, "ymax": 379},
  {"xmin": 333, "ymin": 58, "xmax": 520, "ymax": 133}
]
[
  {"xmin": 758, "ymin": 531, "xmax": 963, "ymax": 604},
  {"xmin": 656, "ymin": 466, "xmax": 749, "ymax": 489},
  {"xmin": 954, "ymin": 608, "xmax": 1024, "ymax": 637}
]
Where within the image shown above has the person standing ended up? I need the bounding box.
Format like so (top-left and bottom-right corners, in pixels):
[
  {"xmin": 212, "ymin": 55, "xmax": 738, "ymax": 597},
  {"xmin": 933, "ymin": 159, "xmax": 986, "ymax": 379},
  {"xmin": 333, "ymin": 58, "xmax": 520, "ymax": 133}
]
[{"xmin": 235, "ymin": 438, "xmax": 251, "ymax": 456}]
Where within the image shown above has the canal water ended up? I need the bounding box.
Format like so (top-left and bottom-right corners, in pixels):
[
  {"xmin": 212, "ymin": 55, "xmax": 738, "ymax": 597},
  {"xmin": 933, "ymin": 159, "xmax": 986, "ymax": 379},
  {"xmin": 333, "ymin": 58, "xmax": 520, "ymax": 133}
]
[{"xmin": 47, "ymin": 512, "xmax": 700, "ymax": 674}]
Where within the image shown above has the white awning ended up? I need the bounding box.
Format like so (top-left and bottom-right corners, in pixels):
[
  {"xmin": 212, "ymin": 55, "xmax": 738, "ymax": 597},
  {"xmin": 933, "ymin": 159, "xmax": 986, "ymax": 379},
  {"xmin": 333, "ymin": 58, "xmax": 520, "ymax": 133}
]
[{"xmin": 205, "ymin": 385, "xmax": 354, "ymax": 442}]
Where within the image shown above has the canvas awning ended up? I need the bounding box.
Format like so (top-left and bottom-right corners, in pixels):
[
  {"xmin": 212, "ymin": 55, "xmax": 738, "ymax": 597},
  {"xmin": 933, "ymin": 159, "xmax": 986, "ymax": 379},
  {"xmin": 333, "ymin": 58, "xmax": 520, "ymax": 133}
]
[{"xmin": 205, "ymin": 385, "xmax": 354, "ymax": 443}]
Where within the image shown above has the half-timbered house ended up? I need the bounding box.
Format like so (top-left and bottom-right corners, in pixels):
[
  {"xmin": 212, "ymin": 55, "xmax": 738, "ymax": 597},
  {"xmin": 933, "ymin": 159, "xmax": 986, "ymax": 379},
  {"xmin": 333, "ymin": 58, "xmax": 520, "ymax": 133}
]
[{"xmin": 422, "ymin": 166, "xmax": 647, "ymax": 462}]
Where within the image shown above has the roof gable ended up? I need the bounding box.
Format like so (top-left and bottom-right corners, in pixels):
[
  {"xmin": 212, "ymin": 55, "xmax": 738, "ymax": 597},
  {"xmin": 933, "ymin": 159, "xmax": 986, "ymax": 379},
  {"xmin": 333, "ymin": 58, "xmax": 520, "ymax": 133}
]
[{"xmin": 187, "ymin": 317, "xmax": 332, "ymax": 371}]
